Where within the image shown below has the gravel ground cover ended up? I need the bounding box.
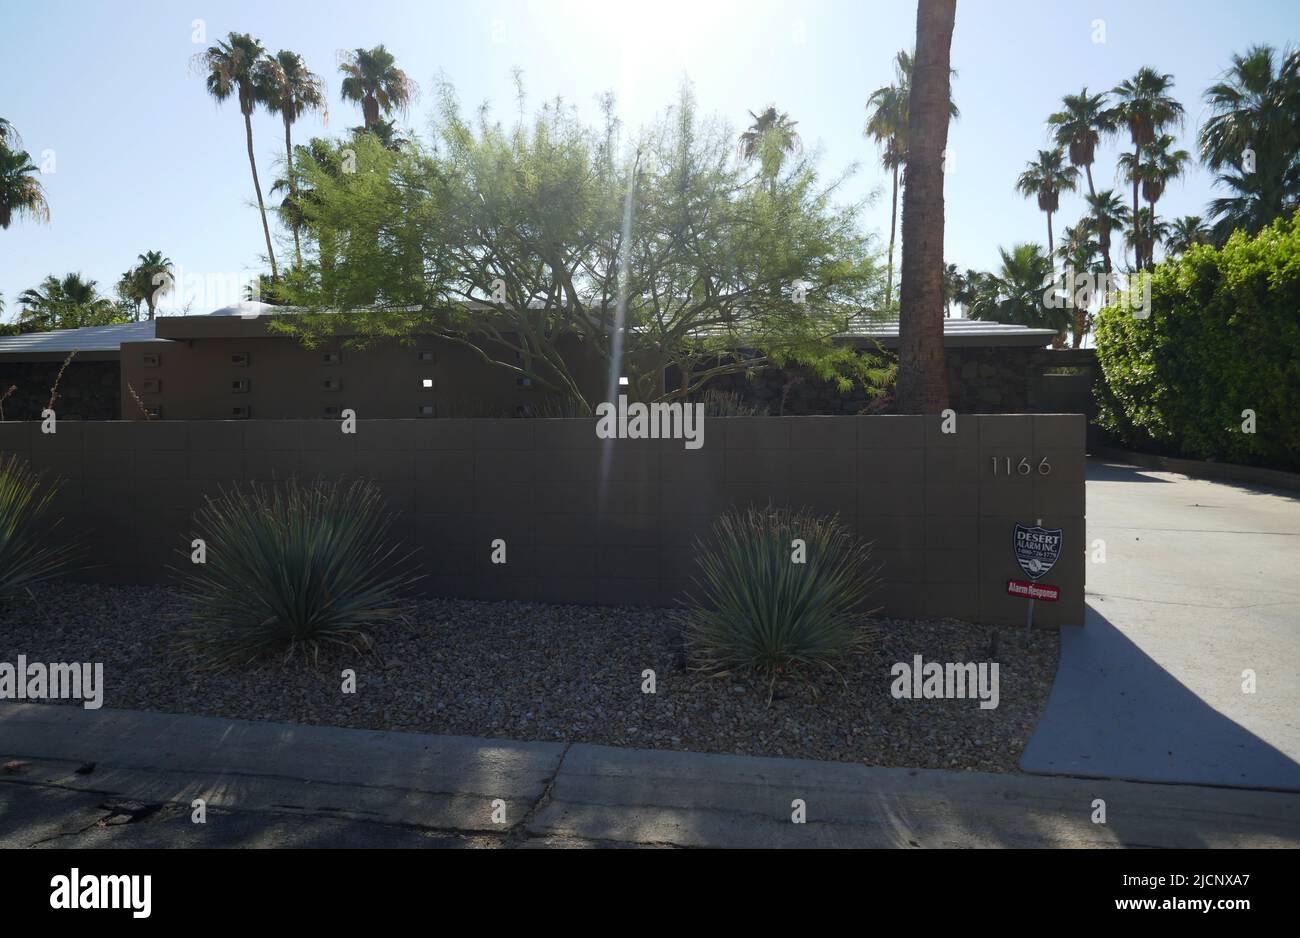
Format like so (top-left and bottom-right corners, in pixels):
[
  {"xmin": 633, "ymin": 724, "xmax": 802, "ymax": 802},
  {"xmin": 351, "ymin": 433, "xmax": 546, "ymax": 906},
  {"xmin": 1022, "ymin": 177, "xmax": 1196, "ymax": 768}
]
[{"xmin": 0, "ymin": 583, "xmax": 1059, "ymax": 773}]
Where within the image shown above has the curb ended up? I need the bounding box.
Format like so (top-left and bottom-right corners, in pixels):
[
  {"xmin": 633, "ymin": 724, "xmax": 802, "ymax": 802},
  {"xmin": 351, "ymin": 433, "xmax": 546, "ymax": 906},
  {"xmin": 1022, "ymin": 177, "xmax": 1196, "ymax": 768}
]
[
  {"xmin": 1092, "ymin": 448, "xmax": 1300, "ymax": 493},
  {"xmin": 3, "ymin": 703, "xmax": 1299, "ymax": 848}
]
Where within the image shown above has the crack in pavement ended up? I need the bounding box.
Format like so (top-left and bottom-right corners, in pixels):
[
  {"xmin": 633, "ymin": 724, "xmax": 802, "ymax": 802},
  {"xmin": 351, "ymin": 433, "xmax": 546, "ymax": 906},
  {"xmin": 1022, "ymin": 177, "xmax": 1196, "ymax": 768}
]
[{"xmin": 507, "ymin": 740, "xmax": 572, "ymax": 848}]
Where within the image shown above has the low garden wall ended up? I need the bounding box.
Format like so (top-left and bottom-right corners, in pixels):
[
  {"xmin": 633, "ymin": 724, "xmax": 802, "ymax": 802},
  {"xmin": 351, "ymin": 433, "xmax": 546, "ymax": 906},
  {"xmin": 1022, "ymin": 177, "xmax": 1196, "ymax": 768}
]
[{"xmin": 0, "ymin": 414, "xmax": 1086, "ymax": 627}]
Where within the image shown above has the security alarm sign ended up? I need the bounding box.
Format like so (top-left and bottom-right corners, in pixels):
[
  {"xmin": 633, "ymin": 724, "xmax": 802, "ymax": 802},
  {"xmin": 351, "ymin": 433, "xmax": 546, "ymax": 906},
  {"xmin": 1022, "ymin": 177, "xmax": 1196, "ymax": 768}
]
[{"xmin": 1013, "ymin": 523, "xmax": 1063, "ymax": 581}]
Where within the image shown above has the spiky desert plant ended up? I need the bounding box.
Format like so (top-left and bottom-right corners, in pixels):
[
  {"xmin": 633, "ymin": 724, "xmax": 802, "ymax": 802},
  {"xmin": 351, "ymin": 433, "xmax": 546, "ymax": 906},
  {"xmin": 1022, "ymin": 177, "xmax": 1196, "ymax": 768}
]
[
  {"xmin": 0, "ymin": 454, "xmax": 79, "ymax": 599},
  {"xmin": 174, "ymin": 477, "xmax": 421, "ymax": 668},
  {"xmin": 679, "ymin": 506, "xmax": 876, "ymax": 693}
]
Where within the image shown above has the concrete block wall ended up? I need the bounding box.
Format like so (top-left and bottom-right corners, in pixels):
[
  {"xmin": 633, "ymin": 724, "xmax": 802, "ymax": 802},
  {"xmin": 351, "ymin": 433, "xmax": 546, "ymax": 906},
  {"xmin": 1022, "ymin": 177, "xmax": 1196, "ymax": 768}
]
[{"xmin": 0, "ymin": 415, "xmax": 1086, "ymax": 627}]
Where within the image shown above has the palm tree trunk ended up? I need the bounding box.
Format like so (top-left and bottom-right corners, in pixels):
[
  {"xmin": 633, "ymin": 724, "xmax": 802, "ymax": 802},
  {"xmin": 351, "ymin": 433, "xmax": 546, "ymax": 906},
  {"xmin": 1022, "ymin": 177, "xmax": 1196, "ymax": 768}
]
[
  {"xmin": 895, "ymin": 0, "xmax": 955, "ymax": 415},
  {"xmin": 1046, "ymin": 210, "xmax": 1054, "ymax": 259},
  {"xmin": 285, "ymin": 116, "xmax": 302, "ymax": 269},
  {"xmin": 1084, "ymin": 162, "xmax": 1096, "ymax": 200},
  {"xmin": 1147, "ymin": 196, "xmax": 1157, "ymax": 270},
  {"xmin": 1131, "ymin": 141, "xmax": 1141, "ymax": 268},
  {"xmin": 245, "ymin": 111, "xmax": 279, "ymax": 283},
  {"xmin": 886, "ymin": 163, "xmax": 899, "ymax": 308}
]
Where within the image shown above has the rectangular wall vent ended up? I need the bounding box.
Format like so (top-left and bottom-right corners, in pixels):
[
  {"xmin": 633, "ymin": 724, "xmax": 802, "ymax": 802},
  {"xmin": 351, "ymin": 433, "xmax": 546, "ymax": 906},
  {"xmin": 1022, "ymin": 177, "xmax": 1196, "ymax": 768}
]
[
  {"xmin": 231, "ymin": 353, "xmax": 250, "ymax": 367},
  {"xmin": 323, "ymin": 377, "xmax": 341, "ymax": 392},
  {"xmin": 231, "ymin": 379, "xmax": 250, "ymax": 393},
  {"xmin": 231, "ymin": 406, "xmax": 250, "ymax": 419},
  {"xmin": 142, "ymin": 353, "xmax": 160, "ymax": 368},
  {"xmin": 418, "ymin": 404, "xmax": 435, "ymax": 417},
  {"xmin": 322, "ymin": 352, "xmax": 341, "ymax": 365},
  {"xmin": 140, "ymin": 379, "xmax": 161, "ymax": 394}
]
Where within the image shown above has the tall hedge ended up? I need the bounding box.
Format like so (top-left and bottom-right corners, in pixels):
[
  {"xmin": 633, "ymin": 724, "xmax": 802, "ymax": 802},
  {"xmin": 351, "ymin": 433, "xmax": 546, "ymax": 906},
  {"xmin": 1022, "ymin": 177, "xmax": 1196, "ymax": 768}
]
[{"xmin": 1094, "ymin": 212, "xmax": 1300, "ymax": 471}]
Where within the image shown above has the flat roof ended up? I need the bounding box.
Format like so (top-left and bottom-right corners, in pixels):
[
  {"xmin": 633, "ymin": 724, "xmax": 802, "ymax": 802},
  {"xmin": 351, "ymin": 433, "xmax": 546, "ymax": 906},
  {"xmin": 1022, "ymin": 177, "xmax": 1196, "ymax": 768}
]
[
  {"xmin": 0, "ymin": 320, "xmax": 163, "ymax": 361},
  {"xmin": 0, "ymin": 306, "xmax": 1058, "ymax": 360}
]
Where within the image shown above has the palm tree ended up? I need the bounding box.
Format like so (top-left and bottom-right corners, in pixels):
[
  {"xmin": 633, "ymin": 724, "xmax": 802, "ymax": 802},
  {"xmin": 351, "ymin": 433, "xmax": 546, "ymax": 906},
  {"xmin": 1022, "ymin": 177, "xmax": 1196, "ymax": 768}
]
[
  {"xmin": 1109, "ymin": 67, "xmax": 1185, "ymax": 266},
  {"xmin": 1057, "ymin": 223, "xmax": 1099, "ymax": 270},
  {"xmin": 895, "ymin": 0, "xmax": 957, "ymax": 414},
  {"xmin": 260, "ymin": 50, "xmax": 326, "ymax": 267},
  {"xmin": 1047, "ymin": 88, "xmax": 1115, "ymax": 199},
  {"xmin": 338, "ymin": 45, "xmax": 415, "ymax": 133},
  {"xmin": 1165, "ymin": 215, "xmax": 1211, "ymax": 255},
  {"xmin": 350, "ymin": 119, "xmax": 407, "ymax": 152},
  {"xmin": 865, "ymin": 49, "xmax": 959, "ymax": 310},
  {"xmin": 116, "ymin": 270, "xmax": 146, "ymax": 321},
  {"xmin": 968, "ymin": 244, "xmax": 1070, "ymax": 340},
  {"xmin": 942, "ymin": 263, "xmax": 961, "ymax": 316},
  {"xmin": 1056, "ymin": 224, "xmax": 1102, "ymax": 347},
  {"xmin": 1016, "ymin": 148, "xmax": 1079, "ymax": 258},
  {"xmin": 739, "ymin": 106, "xmax": 802, "ymax": 191},
  {"xmin": 865, "ymin": 72, "xmax": 908, "ymax": 311},
  {"xmin": 1200, "ymin": 46, "xmax": 1300, "ymax": 242},
  {"xmin": 0, "ymin": 145, "xmax": 50, "ymax": 229},
  {"xmin": 1125, "ymin": 208, "xmax": 1170, "ymax": 269},
  {"xmin": 200, "ymin": 32, "xmax": 279, "ymax": 281},
  {"xmin": 17, "ymin": 274, "xmax": 120, "ymax": 331},
  {"xmin": 0, "ymin": 118, "xmax": 21, "ymax": 148},
  {"xmin": 1205, "ymin": 165, "xmax": 1291, "ymax": 243},
  {"xmin": 1140, "ymin": 134, "xmax": 1190, "ymax": 266},
  {"xmin": 1082, "ymin": 188, "xmax": 1130, "ymax": 274},
  {"xmin": 952, "ymin": 267, "xmax": 985, "ymax": 317},
  {"xmin": 126, "ymin": 251, "xmax": 174, "ymax": 320}
]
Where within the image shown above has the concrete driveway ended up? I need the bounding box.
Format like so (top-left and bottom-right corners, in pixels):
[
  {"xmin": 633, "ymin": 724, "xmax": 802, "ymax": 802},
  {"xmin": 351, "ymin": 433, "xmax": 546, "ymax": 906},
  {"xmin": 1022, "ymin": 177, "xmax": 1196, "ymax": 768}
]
[{"xmin": 1021, "ymin": 460, "xmax": 1300, "ymax": 789}]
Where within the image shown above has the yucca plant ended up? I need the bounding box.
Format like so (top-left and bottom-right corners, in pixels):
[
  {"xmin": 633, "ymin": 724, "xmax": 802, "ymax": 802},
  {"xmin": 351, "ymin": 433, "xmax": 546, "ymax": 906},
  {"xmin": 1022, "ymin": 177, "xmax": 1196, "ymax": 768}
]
[
  {"xmin": 0, "ymin": 454, "xmax": 79, "ymax": 599},
  {"xmin": 679, "ymin": 506, "xmax": 876, "ymax": 694},
  {"xmin": 174, "ymin": 477, "xmax": 421, "ymax": 668}
]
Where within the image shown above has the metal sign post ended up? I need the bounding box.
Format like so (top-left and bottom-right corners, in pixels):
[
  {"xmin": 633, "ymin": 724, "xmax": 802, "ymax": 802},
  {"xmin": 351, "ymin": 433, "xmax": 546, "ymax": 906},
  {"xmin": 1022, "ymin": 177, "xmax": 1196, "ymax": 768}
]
[{"xmin": 1024, "ymin": 518, "xmax": 1040, "ymax": 640}]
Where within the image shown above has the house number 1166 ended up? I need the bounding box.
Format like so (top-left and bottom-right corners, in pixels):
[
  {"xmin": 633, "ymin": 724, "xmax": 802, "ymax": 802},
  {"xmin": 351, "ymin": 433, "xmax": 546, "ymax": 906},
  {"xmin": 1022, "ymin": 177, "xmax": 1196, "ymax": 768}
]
[{"xmin": 991, "ymin": 456, "xmax": 1052, "ymax": 476}]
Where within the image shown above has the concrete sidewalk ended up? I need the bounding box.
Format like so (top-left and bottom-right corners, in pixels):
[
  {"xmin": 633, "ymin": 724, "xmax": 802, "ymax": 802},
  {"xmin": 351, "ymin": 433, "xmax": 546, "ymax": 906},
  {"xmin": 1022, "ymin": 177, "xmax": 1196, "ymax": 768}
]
[
  {"xmin": 1021, "ymin": 461, "xmax": 1300, "ymax": 790},
  {"xmin": 3, "ymin": 703, "xmax": 1298, "ymax": 848}
]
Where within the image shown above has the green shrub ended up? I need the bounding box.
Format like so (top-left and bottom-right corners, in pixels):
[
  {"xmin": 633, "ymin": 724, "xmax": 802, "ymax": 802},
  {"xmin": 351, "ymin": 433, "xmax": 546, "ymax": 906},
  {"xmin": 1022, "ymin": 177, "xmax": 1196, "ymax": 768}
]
[
  {"xmin": 0, "ymin": 454, "xmax": 78, "ymax": 598},
  {"xmin": 1094, "ymin": 212, "xmax": 1300, "ymax": 470},
  {"xmin": 174, "ymin": 477, "xmax": 421, "ymax": 668},
  {"xmin": 678, "ymin": 506, "xmax": 876, "ymax": 690}
]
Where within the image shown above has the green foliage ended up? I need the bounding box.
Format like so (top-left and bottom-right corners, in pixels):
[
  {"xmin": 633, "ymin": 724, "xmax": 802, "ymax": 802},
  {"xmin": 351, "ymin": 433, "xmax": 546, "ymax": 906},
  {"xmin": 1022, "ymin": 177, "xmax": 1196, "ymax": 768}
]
[
  {"xmin": 0, "ymin": 455, "xmax": 78, "ymax": 599},
  {"xmin": 174, "ymin": 478, "xmax": 421, "ymax": 668},
  {"xmin": 1199, "ymin": 46, "xmax": 1300, "ymax": 243},
  {"xmin": 679, "ymin": 506, "xmax": 875, "ymax": 688},
  {"xmin": 1094, "ymin": 212, "xmax": 1300, "ymax": 469},
  {"xmin": 273, "ymin": 83, "xmax": 893, "ymax": 412},
  {"xmin": 968, "ymin": 243, "xmax": 1071, "ymax": 335},
  {"xmin": 16, "ymin": 273, "xmax": 127, "ymax": 332},
  {"xmin": 0, "ymin": 139, "xmax": 50, "ymax": 230}
]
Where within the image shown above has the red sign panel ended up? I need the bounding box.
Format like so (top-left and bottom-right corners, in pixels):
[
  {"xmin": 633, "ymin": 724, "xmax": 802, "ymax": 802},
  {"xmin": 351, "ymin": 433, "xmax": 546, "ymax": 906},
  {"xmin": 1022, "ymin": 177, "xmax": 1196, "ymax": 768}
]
[{"xmin": 1006, "ymin": 579, "xmax": 1060, "ymax": 602}]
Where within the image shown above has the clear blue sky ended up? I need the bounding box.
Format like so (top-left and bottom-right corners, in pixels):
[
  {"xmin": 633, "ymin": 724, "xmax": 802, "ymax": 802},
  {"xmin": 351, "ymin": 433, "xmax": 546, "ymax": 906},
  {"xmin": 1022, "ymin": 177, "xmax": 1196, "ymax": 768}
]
[{"xmin": 2, "ymin": 0, "xmax": 1297, "ymax": 318}]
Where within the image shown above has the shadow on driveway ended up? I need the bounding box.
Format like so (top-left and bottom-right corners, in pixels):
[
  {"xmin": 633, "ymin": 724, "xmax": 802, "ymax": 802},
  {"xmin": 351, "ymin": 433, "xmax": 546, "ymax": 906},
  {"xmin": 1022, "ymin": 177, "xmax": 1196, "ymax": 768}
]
[{"xmin": 1021, "ymin": 603, "xmax": 1300, "ymax": 791}]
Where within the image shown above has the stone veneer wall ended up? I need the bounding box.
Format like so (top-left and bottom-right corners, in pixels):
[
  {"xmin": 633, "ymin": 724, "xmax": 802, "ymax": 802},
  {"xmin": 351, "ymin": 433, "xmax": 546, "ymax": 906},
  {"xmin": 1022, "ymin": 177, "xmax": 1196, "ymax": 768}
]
[
  {"xmin": 0, "ymin": 361, "xmax": 121, "ymax": 421},
  {"xmin": 0, "ymin": 414, "xmax": 1085, "ymax": 627},
  {"xmin": 697, "ymin": 347, "xmax": 1042, "ymax": 415}
]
